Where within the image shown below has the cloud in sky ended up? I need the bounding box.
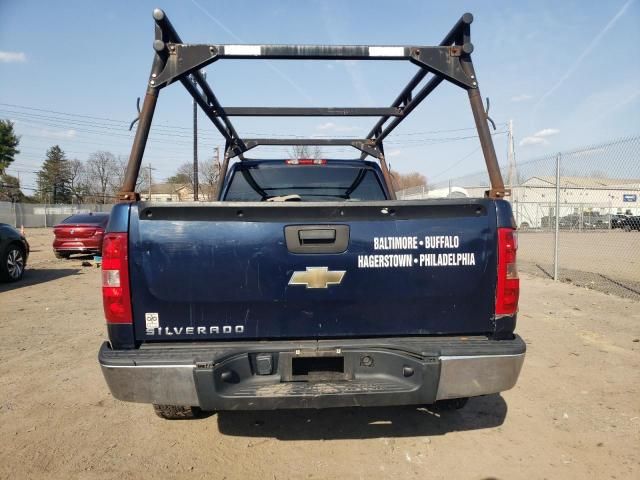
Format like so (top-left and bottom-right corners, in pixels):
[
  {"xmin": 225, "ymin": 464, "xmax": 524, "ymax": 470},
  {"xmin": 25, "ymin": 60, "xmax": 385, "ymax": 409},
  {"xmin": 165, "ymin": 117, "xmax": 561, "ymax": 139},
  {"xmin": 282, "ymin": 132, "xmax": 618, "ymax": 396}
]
[
  {"xmin": 511, "ymin": 94, "xmax": 532, "ymax": 103},
  {"xmin": 519, "ymin": 136, "xmax": 546, "ymax": 147},
  {"xmin": 40, "ymin": 128, "xmax": 77, "ymax": 139},
  {"xmin": 0, "ymin": 51, "xmax": 26, "ymax": 63},
  {"xmin": 316, "ymin": 122, "xmax": 336, "ymax": 131},
  {"xmin": 534, "ymin": 128, "xmax": 560, "ymax": 137},
  {"xmin": 519, "ymin": 128, "xmax": 559, "ymax": 147}
]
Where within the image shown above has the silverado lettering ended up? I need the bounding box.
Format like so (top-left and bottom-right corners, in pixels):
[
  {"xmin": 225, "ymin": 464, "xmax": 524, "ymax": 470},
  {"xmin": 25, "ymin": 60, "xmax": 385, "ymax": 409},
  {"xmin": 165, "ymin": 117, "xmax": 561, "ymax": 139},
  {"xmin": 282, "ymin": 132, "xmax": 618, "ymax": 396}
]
[{"xmin": 145, "ymin": 326, "xmax": 245, "ymax": 336}]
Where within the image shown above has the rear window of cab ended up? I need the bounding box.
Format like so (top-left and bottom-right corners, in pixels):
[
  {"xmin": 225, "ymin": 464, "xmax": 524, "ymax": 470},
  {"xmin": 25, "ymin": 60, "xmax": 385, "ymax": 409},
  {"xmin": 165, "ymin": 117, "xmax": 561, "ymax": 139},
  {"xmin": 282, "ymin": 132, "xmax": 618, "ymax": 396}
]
[
  {"xmin": 224, "ymin": 164, "xmax": 387, "ymax": 201},
  {"xmin": 62, "ymin": 214, "xmax": 109, "ymax": 225}
]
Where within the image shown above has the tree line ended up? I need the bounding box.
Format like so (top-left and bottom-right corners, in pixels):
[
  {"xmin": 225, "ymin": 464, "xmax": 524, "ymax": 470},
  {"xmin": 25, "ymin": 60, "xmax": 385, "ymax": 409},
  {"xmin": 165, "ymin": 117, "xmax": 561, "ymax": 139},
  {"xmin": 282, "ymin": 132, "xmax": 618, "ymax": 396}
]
[
  {"xmin": 165, "ymin": 160, "xmax": 221, "ymax": 201},
  {"xmin": 3, "ymin": 144, "xmax": 147, "ymax": 204},
  {"xmin": 34, "ymin": 146, "xmax": 149, "ymax": 204},
  {"xmin": 1, "ymin": 118, "xmax": 427, "ymax": 203},
  {"xmin": 0, "ymin": 118, "xmax": 145, "ymax": 203},
  {"xmin": 0, "ymin": 119, "xmax": 22, "ymax": 201}
]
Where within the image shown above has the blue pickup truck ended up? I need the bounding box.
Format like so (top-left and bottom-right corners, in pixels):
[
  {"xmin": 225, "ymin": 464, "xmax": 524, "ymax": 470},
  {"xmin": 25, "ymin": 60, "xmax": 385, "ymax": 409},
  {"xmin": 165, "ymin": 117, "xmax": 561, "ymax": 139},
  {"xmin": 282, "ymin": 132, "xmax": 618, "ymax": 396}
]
[{"xmin": 99, "ymin": 10, "xmax": 525, "ymax": 418}]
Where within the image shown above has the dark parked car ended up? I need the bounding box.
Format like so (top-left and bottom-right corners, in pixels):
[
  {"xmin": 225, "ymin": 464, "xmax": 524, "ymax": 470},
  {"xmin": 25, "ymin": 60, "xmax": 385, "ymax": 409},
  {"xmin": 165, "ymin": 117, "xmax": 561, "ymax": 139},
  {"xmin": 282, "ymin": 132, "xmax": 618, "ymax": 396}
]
[
  {"xmin": 540, "ymin": 215, "xmax": 556, "ymax": 229},
  {"xmin": 558, "ymin": 212, "xmax": 604, "ymax": 230},
  {"xmin": 583, "ymin": 212, "xmax": 607, "ymax": 229},
  {"xmin": 53, "ymin": 213, "xmax": 110, "ymax": 259},
  {"xmin": 620, "ymin": 216, "xmax": 640, "ymax": 231},
  {"xmin": 0, "ymin": 223, "xmax": 30, "ymax": 282},
  {"xmin": 609, "ymin": 214, "xmax": 628, "ymax": 229},
  {"xmin": 558, "ymin": 214, "xmax": 580, "ymax": 229}
]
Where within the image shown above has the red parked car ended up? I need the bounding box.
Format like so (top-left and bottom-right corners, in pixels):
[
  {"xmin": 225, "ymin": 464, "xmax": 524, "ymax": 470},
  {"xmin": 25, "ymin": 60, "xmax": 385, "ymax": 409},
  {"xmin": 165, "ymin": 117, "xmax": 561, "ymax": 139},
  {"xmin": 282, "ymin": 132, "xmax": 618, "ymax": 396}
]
[{"xmin": 53, "ymin": 213, "xmax": 110, "ymax": 259}]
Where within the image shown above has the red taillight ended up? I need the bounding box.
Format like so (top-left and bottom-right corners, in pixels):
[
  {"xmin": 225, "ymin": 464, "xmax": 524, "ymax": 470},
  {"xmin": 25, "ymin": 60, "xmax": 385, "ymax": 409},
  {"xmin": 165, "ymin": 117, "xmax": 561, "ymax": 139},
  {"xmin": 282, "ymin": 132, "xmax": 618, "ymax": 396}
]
[
  {"xmin": 496, "ymin": 228, "xmax": 520, "ymax": 315},
  {"xmin": 285, "ymin": 158, "xmax": 327, "ymax": 165},
  {"xmin": 101, "ymin": 232, "xmax": 132, "ymax": 324}
]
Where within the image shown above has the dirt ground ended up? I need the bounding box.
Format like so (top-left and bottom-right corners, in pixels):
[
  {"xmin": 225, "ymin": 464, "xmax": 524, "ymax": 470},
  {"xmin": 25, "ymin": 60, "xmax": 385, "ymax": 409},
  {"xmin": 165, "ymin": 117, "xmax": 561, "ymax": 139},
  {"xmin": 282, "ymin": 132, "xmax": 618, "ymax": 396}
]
[
  {"xmin": 1, "ymin": 229, "xmax": 639, "ymax": 480},
  {"xmin": 518, "ymin": 230, "xmax": 640, "ymax": 281}
]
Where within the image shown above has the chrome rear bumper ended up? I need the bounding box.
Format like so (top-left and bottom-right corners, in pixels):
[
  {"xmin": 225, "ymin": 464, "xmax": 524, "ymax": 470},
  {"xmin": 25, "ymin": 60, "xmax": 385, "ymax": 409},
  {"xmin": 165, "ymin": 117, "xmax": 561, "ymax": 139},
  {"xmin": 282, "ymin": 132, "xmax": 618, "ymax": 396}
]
[
  {"xmin": 436, "ymin": 353, "xmax": 524, "ymax": 400},
  {"xmin": 99, "ymin": 335, "xmax": 525, "ymax": 410}
]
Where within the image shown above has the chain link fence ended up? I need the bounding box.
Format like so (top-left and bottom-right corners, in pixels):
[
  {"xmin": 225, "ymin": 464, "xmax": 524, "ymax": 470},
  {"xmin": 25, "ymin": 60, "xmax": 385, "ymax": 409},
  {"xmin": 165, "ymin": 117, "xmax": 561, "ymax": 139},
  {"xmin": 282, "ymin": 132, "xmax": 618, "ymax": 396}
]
[
  {"xmin": 397, "ymin": 136, "xmax": 640, "ymax": 300},
  {"xmin": 0, "ymin": 202, "xmax": 112, "ymax": 228}
]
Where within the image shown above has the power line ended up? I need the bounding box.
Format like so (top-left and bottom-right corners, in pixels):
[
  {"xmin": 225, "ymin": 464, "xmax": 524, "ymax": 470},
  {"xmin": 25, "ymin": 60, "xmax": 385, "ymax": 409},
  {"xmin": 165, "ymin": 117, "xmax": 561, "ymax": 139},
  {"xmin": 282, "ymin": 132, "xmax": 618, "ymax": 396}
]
[
  {"xmin": 1, "ymin": 102, "xmax": 507, "ymax": 139},
  {"xmin": 3, "ymin": 102, "xmax": 511, "ymax": 183},
  {"xmin": 429, "ymin": 146, "xmax": 483, "ymax": 181},
  {"xmin": 13, "ymin": 121, "xmax": 507, "ymax": 152}
]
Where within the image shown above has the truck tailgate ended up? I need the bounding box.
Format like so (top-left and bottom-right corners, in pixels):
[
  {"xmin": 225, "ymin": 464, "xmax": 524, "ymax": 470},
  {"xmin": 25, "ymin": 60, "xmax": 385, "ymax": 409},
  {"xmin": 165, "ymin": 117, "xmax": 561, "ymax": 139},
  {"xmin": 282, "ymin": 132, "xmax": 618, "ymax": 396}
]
[{"xmin": 128, "ymin": 199, "xmax": 499, "ymax": 341}]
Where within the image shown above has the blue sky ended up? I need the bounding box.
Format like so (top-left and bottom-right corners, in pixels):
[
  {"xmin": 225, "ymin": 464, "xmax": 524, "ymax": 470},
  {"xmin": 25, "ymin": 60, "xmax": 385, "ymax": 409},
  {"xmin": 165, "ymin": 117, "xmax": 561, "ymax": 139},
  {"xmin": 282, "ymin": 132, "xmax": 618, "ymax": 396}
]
[{"xmin": 1, "ymin": 0, "xmax": 639, "ymax": 193}]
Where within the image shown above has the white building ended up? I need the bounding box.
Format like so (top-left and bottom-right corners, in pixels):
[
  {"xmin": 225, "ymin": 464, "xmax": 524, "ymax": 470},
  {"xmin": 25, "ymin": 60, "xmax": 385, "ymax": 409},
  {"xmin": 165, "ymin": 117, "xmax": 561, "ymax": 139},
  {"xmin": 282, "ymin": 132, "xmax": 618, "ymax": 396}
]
[
  {"xmin": 398, "ymin": 176, "xmax": 640, "ymax": 229},
  {"xmin": 510, "ymin": 176, "xmax": 640, "ymax": 228}
]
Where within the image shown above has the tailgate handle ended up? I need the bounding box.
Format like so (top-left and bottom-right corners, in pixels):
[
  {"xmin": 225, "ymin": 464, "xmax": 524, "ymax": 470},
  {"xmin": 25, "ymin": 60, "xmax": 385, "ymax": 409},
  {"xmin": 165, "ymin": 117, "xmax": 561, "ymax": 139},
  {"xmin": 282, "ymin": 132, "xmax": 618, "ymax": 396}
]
[
  {"xmin": 299, "ymin": 229, "xmax": 336, "ymax": 245},
  {"xmin": 285, "ymin": 225, "xmax": 349, "ymax": 254}
]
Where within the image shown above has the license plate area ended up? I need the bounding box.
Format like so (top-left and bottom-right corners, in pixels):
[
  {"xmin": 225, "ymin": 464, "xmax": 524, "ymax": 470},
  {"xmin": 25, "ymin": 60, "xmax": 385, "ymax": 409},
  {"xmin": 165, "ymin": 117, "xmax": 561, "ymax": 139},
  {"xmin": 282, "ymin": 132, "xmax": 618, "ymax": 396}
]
[{"xmin": 281, "ymin": 351, "xmax": 350, "ymax": 382}]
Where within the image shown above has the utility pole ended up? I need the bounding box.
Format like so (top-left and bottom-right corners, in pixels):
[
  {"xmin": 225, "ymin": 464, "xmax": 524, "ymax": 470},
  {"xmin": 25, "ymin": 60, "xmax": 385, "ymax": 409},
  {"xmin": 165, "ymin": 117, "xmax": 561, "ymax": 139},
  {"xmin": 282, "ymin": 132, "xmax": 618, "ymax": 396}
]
[{"xmin": 507, "ymin": 119, "xmax": 516, "ymax": 188}]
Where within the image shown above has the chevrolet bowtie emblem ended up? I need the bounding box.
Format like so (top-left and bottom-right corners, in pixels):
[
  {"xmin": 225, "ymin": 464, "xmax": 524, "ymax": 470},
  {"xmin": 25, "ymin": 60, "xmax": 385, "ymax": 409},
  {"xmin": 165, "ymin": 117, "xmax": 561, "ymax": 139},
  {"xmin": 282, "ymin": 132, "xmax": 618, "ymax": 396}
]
[{"xmin": 288, "ymin": 267, "xmax": 346, "ymax": 289}]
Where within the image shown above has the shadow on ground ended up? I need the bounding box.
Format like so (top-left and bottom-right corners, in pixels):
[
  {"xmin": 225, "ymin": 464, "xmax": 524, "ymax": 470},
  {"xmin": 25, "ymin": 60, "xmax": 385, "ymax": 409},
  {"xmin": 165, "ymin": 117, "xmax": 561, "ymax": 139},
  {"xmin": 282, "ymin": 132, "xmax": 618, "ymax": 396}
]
[
  {"xmin": 0, "ymin": 267, "xmax": 82, "ymax": 292},
  {"xmin": 520, "ymin": 262, "xmax": 640, "ymax": 301},
  {"xmin": 216, "ymin": 394, "xmax": 507, "ymax": 440}
]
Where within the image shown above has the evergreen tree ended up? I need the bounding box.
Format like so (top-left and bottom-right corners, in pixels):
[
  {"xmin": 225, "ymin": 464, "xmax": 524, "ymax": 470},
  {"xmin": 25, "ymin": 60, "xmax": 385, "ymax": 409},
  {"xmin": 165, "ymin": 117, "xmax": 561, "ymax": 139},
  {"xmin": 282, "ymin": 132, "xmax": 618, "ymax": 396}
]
[
  {"xmin": 0, "ymin": 173, "xmax": 24, "ymax": 202},
  {"xmin": 0, "ymin": 119, "xmax": 20, "ymax": 174},
  {"xmin": 37, "ymin": 145, "xmax": 72, "ymax": 203}
]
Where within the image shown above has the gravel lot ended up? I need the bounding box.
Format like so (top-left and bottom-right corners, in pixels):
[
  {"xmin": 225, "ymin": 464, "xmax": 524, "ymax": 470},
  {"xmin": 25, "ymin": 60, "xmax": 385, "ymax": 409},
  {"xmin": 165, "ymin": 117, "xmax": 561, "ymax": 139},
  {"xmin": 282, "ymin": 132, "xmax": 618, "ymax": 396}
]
[
  {"xmin": 518, "ymin": 230, "xmax": 640, "ymax": 300},
  {"xmin": 1, "ymin": 229, "xmax": 639, "ymax": 479}
]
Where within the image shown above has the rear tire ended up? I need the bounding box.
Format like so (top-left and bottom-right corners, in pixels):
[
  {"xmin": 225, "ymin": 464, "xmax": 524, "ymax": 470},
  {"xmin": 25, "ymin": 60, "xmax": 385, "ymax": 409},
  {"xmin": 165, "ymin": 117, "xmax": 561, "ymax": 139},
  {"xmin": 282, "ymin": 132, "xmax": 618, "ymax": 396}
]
[
  {"xmin": 430, "ymin": 397, "xmax": 469, "ymax": 411},
  {"xmin": 1, "ymin": 244, "xmax": 26, "ymax": 282},
  {"xmin": 153, "ymin": 404, "xmax": 202, "ymax": 420},
  {"xmin": 54, "ymin": 251, "xmax": 70, "ymax": 259}
]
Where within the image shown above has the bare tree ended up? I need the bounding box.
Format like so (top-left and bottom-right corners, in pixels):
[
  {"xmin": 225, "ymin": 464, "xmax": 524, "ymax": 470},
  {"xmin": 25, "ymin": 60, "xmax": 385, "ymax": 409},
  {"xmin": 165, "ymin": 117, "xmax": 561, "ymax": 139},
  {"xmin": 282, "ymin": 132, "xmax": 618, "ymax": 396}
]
[
  {"xmin": 85, "ymin": 151, "xmax": 119, "ymax": 204},
  {"xmin": 68, "ymin": 159, "xmax": 87, "ymax": 203},
  {"xmin": 165, "ymin": 162, "xmax": 195, "ymax": 193},
  {"xmin": 110, "ymin": 156, "xmax": 127, "ymax": 195},
  {"xmin": 111, "ymin": 156, "xmax": 149, "ymax": 199},
  {"xmin": 167, "ymin": 160, "xmax": 220, "ymax": 200},
  {"xmin": 200, "ymin": 159, "xmax": 221, "ymax": 200},
  {"xmin": 288, "ymin": 145, "xmax": 323, "ymax": 160},
  {"xmin": 390, "ymin": 170, "xmax": 427, "ymax": 192}
]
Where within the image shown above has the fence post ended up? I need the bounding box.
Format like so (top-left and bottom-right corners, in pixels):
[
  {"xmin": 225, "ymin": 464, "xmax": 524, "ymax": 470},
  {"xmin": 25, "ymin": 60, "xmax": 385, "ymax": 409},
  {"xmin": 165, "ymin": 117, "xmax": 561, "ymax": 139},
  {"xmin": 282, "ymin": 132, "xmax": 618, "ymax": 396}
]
[{"xmin": 553, "ymin": 153, "xmax": 561, "ymax": 281}]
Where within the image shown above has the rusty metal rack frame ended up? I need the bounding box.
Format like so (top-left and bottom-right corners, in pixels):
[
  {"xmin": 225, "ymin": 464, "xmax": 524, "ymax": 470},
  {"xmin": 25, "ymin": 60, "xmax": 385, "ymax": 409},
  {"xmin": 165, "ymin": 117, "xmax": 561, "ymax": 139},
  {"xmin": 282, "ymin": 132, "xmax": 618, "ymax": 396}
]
[{"xmin": 119, "ymin": 8, "xmax": 506, "ymax": 202}]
